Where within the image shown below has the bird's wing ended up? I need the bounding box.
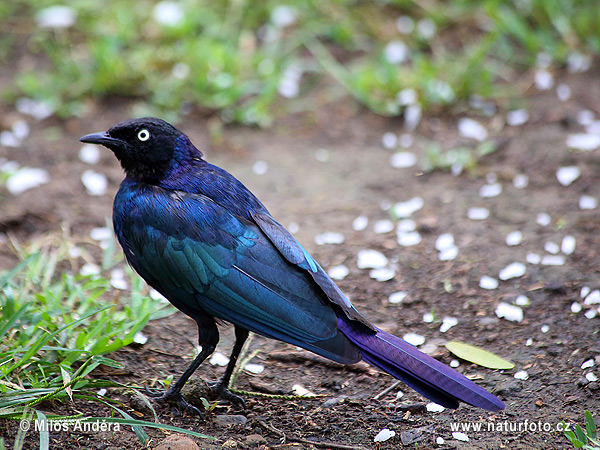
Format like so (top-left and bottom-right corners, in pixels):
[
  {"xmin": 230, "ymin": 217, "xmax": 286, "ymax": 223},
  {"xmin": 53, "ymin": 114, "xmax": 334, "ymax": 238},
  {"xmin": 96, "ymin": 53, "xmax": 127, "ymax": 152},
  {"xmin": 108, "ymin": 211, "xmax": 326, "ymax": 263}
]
[
  {"xmin": 116, "ymin": 187, "xmax": 360, "ymax": 362},
  {"xmin": 250, "ymin": 211, "xmax": 374, "ymax": 329}
]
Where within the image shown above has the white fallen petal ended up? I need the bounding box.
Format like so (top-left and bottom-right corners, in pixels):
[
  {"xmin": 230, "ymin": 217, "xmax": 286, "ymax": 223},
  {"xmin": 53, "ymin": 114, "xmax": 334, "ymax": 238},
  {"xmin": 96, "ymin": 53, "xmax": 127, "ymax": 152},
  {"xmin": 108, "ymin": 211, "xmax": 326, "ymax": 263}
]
[
  {"xmin": 382, "ymin": 132, "xmax": 398, "ymax": 149},
  {"xmin": 80, "ymin": 263, "xmax": 100, "ymax": 277},
  {"xmin": 495, "ymin": 302, "xmax": 523, "ymax": 322},
  {"xmin": 582, "ymin": 359, "xmax": 595, "ymax": 370},
  {"xmin": 328, "ymin": 265, "xmax": 349, "ymax": 280},
  {"xmin": 292, "ymin": 384, "xmax": 316, "ymax": 397},
  {"xmin": 586, "ymin": 372, "xmax": 598, "ymax": 382},
  {"xmin": 153, "ymin": 1, "xmax": 185, "ymax": 26},
  {"xmin": 423, "ymin": 312, "xmax": 434, "ymax": 323},
  {"xmin": 435, "ymin": 233, "xmax": 455, "ymax": 251},
  {"xmin": 0, "ymin": 131, "xmax": 20, "ymax": 147},
  {"xmin": 585, "ymin": 290, "xmax": 600, "ymax": 305},
  {"xmin": 506, "ymin": 231, "xmax": 523, "ymax": 246},
  {"xmin": 403, "ymin": 332, "xmax": 425, "ymax": 346},
  {"xmin": 579, "ymin": 195, "xmax": 597, "ymax": 210},
  {"xmin": 556, "ymin": 166, "xmax": 581, "ymax": 186},
  {"xmin": 440, "ymin": 317, "xmax": 458, "ymax": 333},
  {"xmin": 97, "ymin": 388, "xmax": 108, "ymax": 396},
  {"xmin": 426, "ymin": 402, "xmax": 445, "ymax": 412},
  {"xmin": 397, "ymin": 88, "xmax": 417, "ymax": 106},
  {"xmin": 90, "ymin": 227, "xmax": 112, "ymax": 241},
  {"xmin": 81, "ymin": 170, "xmax": 108, "ymax": 196},
  {"xmin": 452, "ymin": 432, "xmax": 469, "ymax": 442},
  {"xmin": 439, "ymin": 245, "xmax": 458, "ymax": 261},
  {"xmin": 397, "ymin": 231, "xmax": 422, "ymax": 247},
  {"xmin": 244, "ymin": 363, "xmax": 264, "ymax": 374},
  {"xmin": 499, "ymin": 262, "xmax": 526, "ymax": 281},
  {"xmin": 467, "ymin": 207, "xmax": 489, "ymax": 220},
  {"xmin": 388, "ymin": 291, "xmax": 408, "ymax": 304},
  {"xmin": 513, "ymin": 174, "xmax": 529, "ymax": 189},
  {"xmin": 352, "ymin": 215, "xmax": 368, "ymax": 231},
  {"xmin": 526, "ymin": 252, "xmax": 541, "ymax": 264},
  {"xmin": 35, "ymin": 5, "xmax": 77, "ymax": 28},
  {"xmin": 150, "ymin": 289, "xmax": 168, "ymax": 302},
  {"xmin": 374, "ymin": 428, "xmax": 396, "ymax": 443},
  {"xmin": 514, "ymin": 370, "xmax": 529, "ymax": 380},
  {"xmin": 541, "ymin": 255, "xmax": 565, "ymax": 266},
  {"xmin": 480, "ymin": 276, "xmax": 499, "ymax": 290},
  {"xmin": 79, "ymin": 144, "xmax": 101, "ymax": 164},
  {"xmin": 506, "ymin": 109, "xmax": 529, "ymax": 126},
  {"xmin": 252, "ymin": 160, "xmax": 268, "ymax": 175},
  {"xmin": 541, "ymin": 325, "xmax": 550, "ymax": 333},
  {"xmin": 384, "ymin": 41, "xmax": 409, "ymax": 64},
  {"xmin": 581, "ymin": 286, "xmax": 591, "ymax": 298},
  {"xmin": 315, "ymin": 232, "xmax": 344, "ymax": 245},
  {"xmin": 374, "ymin": 220, "xmax": 394, "ymax": 234},
  {"xmin": 209, "ymin": 352, "xmax": 229, "ymax": 366},
  {"xmin": 566, "ymin": 133, "xmax": 600, "ymax": 151},
  {"xmin": 544, "ymin": 241, "xmax": 560, "ymax": 254},
  {"xmin": 571, "ymin": 302, "xmax": 582, "ymax": 313},
  {"xmin": 576, "ymin": 109, "xmax": 595, "ymax": 126},
  {"xmin": 535, "ymin": 70, "xmax": 554, "ymax": 90},
  {"xmin": 585, "ymin": 309, "xmax": 597, "ymax": 319},
  {"xmin": 557, "ymin": 83, "xmax": 571, "ymax": 101},
  {"xmin": 392, "ymin": 197, "xmax": 424, "ymax": 218},
  {"xmin": 458, "ymin": 118, "xmax": 488, "ymax": 141},
  {"xmin": 436, "ymin": 436, "xmax": 445, "ymax": 445},
  {"xmin": 567, "ymin": 52, "xmax": 592, "ymax": 73},
  {"xmin": 479, "ymin": 183, "xmax": 502, "ymax": 198},
  {"xmin": 450, "ymin": 360, "xmax": 459, "ymax": 368},
  {"xmin": 561, "ymin": 236, "xmax": 576, "ymax": 255},
  {"xmin": 6, "ymin": 168, "xmax": 50, "ymax": 195},
  {"xmin": 515, "ymin": 295, "xmax": 530, "ymax": 306},
  {"xmin": 15, "ymin": 98, "xmax": 55, "ymax": 121},
  {"xmin": 417, "ymin": 18, "xmax": 436, "ymax": 39},
  {"xmin": 271, "ymin": 4, "xmax": 297, "ymax": 27},
  {"xmin": 404, "ymin": 104, "xmax": 422, "ymax": 131},
  {"xmin": 369, "ymin": 267, "xmax": 395, "ymax": 282},
  {"xmin": 133, "ymin": 332, "xmax": 148, "ymax": 345},
  {"xmin": 390, "ymin": 151, "xmax": 417, "ymax": 168},
  {"xmin": 397, "ymin": 219, "xmax": 416, "ymax": 232},
  {"xmin": 537, "ymin": 212, "xmax": 551, "ymax": 226},
  {"xmin": 357, "ymin": 249, "xmax": 388, "ymax": 269}
]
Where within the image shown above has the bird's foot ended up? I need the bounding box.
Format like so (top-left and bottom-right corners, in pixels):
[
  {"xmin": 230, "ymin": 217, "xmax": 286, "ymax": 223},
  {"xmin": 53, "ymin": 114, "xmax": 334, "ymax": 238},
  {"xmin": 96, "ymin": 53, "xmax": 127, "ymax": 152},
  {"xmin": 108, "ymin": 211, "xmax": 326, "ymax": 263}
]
[
  {"xmin": 207, "ymin": 381, "xmax": 246, "ymax": 409},
  {"xmin": 143, "ymin": 385, "xmax": 204, "ymax": 417}
]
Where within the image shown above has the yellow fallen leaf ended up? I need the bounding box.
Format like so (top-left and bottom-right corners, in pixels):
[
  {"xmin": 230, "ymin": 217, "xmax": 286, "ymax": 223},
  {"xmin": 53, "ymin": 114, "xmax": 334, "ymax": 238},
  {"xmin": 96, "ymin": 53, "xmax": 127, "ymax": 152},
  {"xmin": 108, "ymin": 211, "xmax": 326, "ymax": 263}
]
[{"xmin": 445, "ymin": 341, "xmax": 514, "ymax": 370}]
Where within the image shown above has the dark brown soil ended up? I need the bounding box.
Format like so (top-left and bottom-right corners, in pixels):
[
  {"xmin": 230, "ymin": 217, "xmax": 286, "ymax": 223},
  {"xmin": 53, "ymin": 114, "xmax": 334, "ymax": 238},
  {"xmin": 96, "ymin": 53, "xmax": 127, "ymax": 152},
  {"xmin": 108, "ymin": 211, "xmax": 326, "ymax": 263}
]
[{"xmin": 1, "ymin": 67, "xmax": 600, "ymax": 449}]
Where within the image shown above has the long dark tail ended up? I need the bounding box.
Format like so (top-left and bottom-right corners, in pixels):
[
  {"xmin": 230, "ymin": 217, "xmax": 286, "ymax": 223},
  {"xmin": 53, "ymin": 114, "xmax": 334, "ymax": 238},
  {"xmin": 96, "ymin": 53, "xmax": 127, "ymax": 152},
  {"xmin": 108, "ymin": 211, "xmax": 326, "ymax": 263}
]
[{"xmin": 338, "ymin": 319, "xmax": 505, "ymax": 411}]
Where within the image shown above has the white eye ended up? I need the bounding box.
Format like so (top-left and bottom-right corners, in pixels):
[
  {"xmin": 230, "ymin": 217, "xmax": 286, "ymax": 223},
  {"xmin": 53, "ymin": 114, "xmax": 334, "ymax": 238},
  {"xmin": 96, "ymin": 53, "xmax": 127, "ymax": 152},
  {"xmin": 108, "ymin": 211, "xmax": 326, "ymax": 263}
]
[{"xmin": 137, "ymin": 129, "xmax": 150, "ymax": 141}]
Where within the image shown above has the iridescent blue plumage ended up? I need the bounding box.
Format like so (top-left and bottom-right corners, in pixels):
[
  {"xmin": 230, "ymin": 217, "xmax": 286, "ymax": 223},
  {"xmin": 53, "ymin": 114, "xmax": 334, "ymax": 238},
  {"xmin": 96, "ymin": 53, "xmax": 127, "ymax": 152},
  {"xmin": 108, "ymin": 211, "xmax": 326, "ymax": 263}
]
[{"xmin": 80, "ymin": 117, "xmax": 504, "ymax": 414}]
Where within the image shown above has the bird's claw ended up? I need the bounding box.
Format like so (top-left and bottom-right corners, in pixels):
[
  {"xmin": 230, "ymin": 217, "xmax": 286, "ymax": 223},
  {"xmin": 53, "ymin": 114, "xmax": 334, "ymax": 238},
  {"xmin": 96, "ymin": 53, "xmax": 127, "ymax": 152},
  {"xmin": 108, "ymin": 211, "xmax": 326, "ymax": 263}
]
[
  {"xmin": 143, "ymin": 386, "xmax": 204, "ymax": 417},
  {"xmin": 208, "ymin": 381, "xmax": 246, "ymax": 409}
]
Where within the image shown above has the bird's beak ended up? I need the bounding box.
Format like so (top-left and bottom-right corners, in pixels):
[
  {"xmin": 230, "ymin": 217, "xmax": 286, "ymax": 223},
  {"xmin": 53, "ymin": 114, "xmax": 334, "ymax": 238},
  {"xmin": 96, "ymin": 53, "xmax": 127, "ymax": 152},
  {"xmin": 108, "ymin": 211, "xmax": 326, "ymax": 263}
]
[{"xmin": 79, "ymin": 131, "xmax": 125, "ymax": 148}]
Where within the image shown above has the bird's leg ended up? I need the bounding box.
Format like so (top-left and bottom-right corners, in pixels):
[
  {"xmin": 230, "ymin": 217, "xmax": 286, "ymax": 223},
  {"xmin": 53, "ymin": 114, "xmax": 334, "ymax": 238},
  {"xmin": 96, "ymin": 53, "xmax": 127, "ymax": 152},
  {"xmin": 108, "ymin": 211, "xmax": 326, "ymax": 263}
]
[
  {"xmin": 208, "ymin": 326, "xmax": 249, "ymax": 408},
  {"xmin": 145, "ymin": 315, "xmax": 218, "ymax": 416}
]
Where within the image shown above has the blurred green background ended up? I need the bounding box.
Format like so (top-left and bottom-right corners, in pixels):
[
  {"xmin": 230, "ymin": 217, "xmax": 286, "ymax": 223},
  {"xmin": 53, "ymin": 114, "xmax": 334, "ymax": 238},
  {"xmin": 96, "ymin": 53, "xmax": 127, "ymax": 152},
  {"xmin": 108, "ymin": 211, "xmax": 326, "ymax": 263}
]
[{"xmin": 1, "ymin": 0, "xmax": 598, "ymax": 126}]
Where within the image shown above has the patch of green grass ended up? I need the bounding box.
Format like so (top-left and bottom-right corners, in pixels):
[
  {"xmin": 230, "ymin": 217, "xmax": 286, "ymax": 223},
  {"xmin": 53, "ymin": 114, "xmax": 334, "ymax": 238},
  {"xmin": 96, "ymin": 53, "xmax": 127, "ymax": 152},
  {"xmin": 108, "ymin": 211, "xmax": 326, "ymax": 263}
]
[
  {"xmin": 0, "ymin": 232, "xmax": 214, "ymax": 447},
  {"xmin": 1, "ymin": 0, "xmax": 598, "ymax": 125},
  {"xmin": 563, "ymin": 411, "xmax": 599, "ymax": 450}
]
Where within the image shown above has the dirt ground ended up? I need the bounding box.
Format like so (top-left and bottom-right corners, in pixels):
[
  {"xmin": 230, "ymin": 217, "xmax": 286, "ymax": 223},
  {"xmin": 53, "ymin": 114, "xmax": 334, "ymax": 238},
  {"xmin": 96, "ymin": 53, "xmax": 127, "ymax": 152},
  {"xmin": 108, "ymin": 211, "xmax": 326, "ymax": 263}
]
[{"xmin": 1, "ymin": 66, "xmax": 600, "ymax": 449}]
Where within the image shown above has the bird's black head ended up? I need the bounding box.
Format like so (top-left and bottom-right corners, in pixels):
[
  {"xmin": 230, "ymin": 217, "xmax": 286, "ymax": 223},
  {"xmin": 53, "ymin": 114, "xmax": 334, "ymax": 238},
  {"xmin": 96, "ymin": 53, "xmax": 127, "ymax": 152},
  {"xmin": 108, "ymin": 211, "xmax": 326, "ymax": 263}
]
[{"xmin": 80, "ymin": 117, "xmax": 200, "ymax": 181}]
